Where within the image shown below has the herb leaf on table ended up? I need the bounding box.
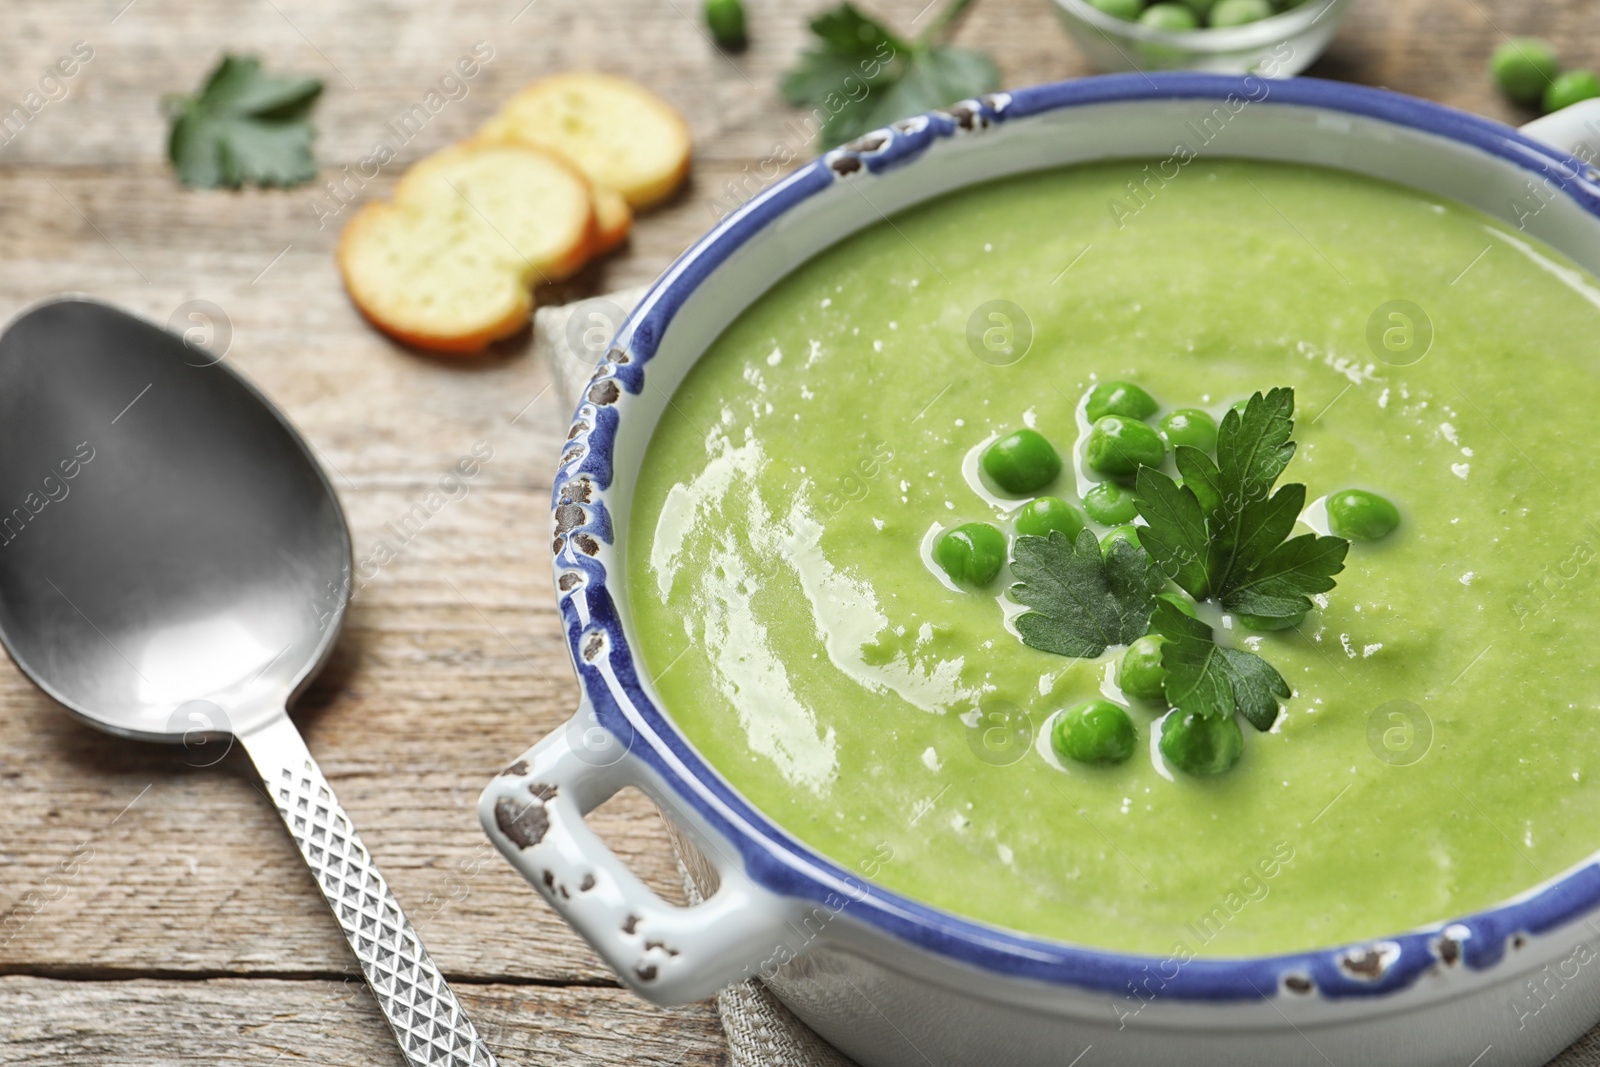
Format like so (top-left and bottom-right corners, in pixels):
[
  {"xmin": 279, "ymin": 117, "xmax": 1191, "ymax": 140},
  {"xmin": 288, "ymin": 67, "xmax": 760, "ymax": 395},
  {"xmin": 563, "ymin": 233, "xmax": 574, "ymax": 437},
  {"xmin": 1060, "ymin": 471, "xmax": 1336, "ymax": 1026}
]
[
  {"xmin": 1148, "ymin": 599, "xmax": 1289, "ymax": 731},
  {"xmin": 165, "ymin": 55, "xmax": 323, "ymax": 189},
  {"xmin": 1011, "ymin": 529, "xmax": 1163, "ymax": 658},
  {"xmin": 781, "ymin": 0, "xmax": 999, "ymax": 148}
]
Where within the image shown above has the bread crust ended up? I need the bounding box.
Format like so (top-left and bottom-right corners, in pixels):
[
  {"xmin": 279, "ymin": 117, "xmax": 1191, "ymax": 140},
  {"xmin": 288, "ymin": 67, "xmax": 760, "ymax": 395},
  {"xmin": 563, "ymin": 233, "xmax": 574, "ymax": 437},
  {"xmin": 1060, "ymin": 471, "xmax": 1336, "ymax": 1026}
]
[{"xmin": 590, "ymin": 183, "xmax": 633, "ymax": 256}]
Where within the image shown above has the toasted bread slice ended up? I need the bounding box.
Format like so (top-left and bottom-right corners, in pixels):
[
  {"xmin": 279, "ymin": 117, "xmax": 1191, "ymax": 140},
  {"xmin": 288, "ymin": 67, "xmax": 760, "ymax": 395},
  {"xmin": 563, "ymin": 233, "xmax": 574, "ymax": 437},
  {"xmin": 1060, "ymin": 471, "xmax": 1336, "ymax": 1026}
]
[
  {"xmin": 480, "ymin": 73, "xmax": 691, "ymax": 209},
  {"xmin": 337, "ymin": 201, "xmax": 533, "ymax": 355},
  {"xmin": 395, "ymin": 141, "xmax": 595, "ymax": 283},
  {"xmin": 590, "ymin": 182, "xmax": 632, "ymax": 256}
]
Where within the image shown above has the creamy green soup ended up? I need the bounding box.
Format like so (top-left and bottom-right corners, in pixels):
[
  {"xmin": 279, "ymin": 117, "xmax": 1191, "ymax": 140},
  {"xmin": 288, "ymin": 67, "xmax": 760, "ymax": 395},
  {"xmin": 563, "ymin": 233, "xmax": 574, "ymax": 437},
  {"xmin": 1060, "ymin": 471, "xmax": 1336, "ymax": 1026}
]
[{"xmin": 626, "ymin": 158, "xmax": 1600, "ymax": 957}]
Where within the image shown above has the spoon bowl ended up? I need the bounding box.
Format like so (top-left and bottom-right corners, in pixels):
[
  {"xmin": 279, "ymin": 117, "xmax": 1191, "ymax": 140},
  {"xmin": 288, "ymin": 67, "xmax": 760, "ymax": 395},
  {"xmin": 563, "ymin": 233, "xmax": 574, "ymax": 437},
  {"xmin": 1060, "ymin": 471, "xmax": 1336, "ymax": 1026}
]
[{"xmin": 0, "ymin": 297, "xmax": 347, "ymax": 741}]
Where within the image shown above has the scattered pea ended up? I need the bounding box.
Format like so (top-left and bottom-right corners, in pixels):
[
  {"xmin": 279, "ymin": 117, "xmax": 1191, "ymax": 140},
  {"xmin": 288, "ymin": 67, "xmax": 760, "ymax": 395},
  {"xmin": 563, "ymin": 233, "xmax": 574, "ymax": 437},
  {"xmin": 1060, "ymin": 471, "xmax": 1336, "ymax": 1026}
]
[
  {"xmin": 704, "ymin": 0, "xmax": 748, "ymax": 49},
  {"xmin": 1492, "ymin": 38, "xmax": 1560, "ymax": 107},
  {"xmin": 1326, "ymin": 488, "xmax": 1400, "ymax": 542},
  {"xmin": 1236, "ymin": 612, "xmax": 1304, "ymax": 632},
  {"xmin": 1101, "ymin": 524, "xmax": 1141, "ymax": 555},
  {"xmin": 1052, "ymin": 699, "xmax": 1137, "ymax": 765},
  {"xmin": 1086, "ymin": 381, "xmax": 1159, "ymax": 423},
  {"xmin": 1015, "ymin": 496, "xmax": 1085, "ymax": 541},
  {"xmin": 1088, "ymin": 0, "xmax": 1146, "ymax": 18},
  {"xmin": 1119, "ymin": 636, "xmax": 1168, "ymax": 701},
  {"xmin": 1139, "ymin": 2, "xmax": 1199, "ymax": 29},
  {"xmin": 1159, "ymin": 709, "xmax": 1243, "ymax": 776},
  {"xmin": 1208, "ymin": 0, "xmax": 1273, "ymax": 26},
  {"xmin": 1156, "ymin": 590, "xmax": 1199, "ymax": 618},
  {"xmin": 934, "ymin": 522, "xmax": 1007, "ymax": 586},
  {"xmin": 982, "ymin": 429, "xmax": 1062, "ymax": 495},
  {"xmin": 1159, "ymin": 408, "xmax": 1219, "ymax": 453},
  {"xmin": 1083, "ymin": 482, "xmax": 1138, "ymax": 525},
  {"xmin": 1086, "ymin": 415, "xmax": 1166, "ymax": 480},
  {"xmin": 1545, "ymin": 70, "xmax": 1600, "ymax": 114}
]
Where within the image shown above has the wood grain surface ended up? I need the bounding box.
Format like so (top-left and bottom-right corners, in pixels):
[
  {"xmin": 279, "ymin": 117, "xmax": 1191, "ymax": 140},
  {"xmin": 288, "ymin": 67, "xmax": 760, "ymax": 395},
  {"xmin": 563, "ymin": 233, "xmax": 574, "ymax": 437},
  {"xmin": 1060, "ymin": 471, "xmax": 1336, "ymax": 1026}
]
[{"xmin": 0, "ymin": 0, "xmax": 1594, "ymax": 1062}]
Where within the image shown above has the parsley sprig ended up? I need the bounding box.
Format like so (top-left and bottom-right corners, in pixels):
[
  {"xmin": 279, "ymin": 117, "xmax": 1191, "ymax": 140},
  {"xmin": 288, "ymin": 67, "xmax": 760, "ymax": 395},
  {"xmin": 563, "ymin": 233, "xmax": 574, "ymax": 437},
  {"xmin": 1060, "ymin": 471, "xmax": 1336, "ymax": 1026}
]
[
  {"xmin": 1007, "ymin": 387, "xmax": 1347, "ymax": 735},
  {"xmin": 1010, "ymin": 529, "xmax": 1162, "ymax": 658},
  {"xmin": 1135, "ymin": 389, "xmax": 1349, "ymax": 623},
  {"xmin": 780, "ymin": 0, "xmax": 999, "ymax": 148}
]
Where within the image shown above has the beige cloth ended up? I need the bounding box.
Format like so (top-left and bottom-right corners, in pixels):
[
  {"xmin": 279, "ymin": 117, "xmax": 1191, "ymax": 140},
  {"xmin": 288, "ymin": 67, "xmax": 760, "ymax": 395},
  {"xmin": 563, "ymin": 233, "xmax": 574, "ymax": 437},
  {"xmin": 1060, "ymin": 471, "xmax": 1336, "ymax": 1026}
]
[{"xmin": 535, "ymin": 291, "xmax": 1600, "ymax": 1067}]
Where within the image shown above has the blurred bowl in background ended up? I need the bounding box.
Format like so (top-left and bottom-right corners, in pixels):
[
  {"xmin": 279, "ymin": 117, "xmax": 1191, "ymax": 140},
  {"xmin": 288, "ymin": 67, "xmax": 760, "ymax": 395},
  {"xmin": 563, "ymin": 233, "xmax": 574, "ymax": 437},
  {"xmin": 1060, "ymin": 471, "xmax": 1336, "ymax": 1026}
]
[{"xmin": 1049, "ymin": 0, "xmax": 1351, "ymax": 75}]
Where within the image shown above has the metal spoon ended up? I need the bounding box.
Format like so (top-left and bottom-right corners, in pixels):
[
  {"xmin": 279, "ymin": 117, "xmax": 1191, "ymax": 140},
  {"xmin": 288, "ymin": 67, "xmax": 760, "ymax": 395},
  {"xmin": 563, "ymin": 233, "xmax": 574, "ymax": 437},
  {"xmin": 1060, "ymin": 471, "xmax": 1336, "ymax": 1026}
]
[{"xmin": 0, "ymin": 297, "xmax": 497, "ymax": 1067}]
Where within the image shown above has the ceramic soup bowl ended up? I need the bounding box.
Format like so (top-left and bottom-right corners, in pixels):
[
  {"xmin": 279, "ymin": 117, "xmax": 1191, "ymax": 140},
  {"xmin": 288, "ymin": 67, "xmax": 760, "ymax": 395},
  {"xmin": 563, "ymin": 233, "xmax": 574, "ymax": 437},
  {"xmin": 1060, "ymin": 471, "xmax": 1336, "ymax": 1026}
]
[{"xmin": 481, "ymin": 75, "xmax": 1600, "ymax": 1067}]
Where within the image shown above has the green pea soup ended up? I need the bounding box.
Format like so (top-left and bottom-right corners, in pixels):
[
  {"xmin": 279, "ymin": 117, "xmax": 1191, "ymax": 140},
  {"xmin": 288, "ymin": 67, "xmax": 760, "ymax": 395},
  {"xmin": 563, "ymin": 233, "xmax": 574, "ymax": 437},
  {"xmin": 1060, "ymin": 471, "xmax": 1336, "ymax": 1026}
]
[{"xmin": 625, "ymin": 158, "xmax": 1600, "ymax": 957}]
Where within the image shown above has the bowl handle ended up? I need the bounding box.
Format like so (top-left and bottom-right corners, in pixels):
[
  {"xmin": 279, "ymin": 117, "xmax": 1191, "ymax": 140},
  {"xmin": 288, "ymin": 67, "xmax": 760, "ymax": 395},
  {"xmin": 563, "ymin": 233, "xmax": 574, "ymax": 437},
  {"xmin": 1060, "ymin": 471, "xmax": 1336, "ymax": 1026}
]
[
  {"xmin": 479, "ymin": 707, "xmax": 804, "ymax": 1004},
  {"xmin": 1519, "ymin": 98, "xmax": 1600, "ymax": 162}
]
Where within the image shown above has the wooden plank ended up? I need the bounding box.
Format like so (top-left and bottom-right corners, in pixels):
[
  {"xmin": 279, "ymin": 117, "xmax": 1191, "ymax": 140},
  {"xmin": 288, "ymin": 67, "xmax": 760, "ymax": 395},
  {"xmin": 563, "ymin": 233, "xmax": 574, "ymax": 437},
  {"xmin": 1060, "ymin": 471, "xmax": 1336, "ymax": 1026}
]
[{"xmin": 0, "ymin": 976, "xmax": 726, "ymax": 1066}]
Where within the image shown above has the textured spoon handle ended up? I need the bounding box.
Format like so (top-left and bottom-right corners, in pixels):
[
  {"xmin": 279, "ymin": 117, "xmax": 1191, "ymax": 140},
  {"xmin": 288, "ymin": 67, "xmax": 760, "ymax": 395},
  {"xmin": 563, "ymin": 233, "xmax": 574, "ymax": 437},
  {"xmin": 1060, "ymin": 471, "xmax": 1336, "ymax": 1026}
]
[{"xmin": 240, "ymin": 715, "xmax": 497, "ymax": 1067}]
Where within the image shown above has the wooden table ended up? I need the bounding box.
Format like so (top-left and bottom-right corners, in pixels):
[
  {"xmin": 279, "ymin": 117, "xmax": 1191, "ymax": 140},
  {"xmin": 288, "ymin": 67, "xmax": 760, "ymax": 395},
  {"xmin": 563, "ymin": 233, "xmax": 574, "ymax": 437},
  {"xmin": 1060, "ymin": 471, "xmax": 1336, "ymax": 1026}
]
[{"xmin": 0, "ymin": 0, "xmax": 1592, "ymax": 1062}]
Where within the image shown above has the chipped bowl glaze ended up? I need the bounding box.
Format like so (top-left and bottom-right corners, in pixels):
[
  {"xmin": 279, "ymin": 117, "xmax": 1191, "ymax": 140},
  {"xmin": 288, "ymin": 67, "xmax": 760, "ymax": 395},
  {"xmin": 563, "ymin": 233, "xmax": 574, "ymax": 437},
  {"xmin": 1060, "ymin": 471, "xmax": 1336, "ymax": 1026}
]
[{"xmin": 480, "ymin": 77, "xmax": 1600, "ymax": 1067}]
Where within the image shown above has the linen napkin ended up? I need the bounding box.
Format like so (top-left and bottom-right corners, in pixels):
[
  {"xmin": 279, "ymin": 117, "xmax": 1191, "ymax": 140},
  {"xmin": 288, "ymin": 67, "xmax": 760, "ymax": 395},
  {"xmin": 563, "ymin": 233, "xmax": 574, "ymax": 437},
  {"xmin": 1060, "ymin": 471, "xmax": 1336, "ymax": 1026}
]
[{"xmin": 533, "ymin": 291, "xmax": 1600, "ymax": 1067}]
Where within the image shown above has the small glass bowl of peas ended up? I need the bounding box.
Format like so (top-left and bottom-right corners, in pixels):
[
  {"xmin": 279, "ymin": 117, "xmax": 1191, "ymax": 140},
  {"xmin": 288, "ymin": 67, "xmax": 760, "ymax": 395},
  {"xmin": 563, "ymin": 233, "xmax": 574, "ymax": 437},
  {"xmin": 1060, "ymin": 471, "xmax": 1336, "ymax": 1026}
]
[{"xmin": 1049, "ymin": 0, "xmax": 1350, "ymax": 75}]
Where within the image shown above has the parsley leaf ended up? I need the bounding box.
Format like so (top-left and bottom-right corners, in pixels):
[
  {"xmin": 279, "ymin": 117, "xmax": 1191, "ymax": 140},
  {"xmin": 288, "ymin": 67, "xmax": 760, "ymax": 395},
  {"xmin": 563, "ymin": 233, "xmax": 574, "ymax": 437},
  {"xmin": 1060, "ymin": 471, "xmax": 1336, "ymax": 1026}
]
[
  {"xmin": 1010, "ymin": 529, "xmax": 1163, "ymax": 659},
  {"xmin": 1148, "ymin": 600, "xmax": 1289, "ymax": 731},
  {"xmin": 1213, "ymin": 386, "xmax": 1297, "ymax": 515},
  {"xmin": 165, "ymin": 55, "xmax": 323, "ymax": 189},
  {"xmin": 806, "ymin": 3, "xmax": 905, "ymax": 55},
  {"xmin": 1132, "ymin": 466, "xmax": 1208, "ymax": 595},
  {"xmin": 1216, "ymin": 647, "xmax": 1292, "ymax": 731},
  {"xmin": 1136, "ymin": 388, "xmax": 1349, "ymax": 622},
  {"xmin": 781, "ymin": 0, "xmax": 999, "ymax": 149},
  {"xmin": 1222, "ymin": 532, "xmax": 1352, "ymax": 620}
]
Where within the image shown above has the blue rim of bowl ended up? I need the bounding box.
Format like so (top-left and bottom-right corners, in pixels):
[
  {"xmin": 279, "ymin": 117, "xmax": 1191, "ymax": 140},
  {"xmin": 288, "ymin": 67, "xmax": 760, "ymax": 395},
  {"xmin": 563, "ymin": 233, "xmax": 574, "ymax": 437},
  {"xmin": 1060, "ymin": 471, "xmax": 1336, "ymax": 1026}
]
[{"xmin": 548, "ymin": 73, "xmax": 1600, "ymax": 1003}]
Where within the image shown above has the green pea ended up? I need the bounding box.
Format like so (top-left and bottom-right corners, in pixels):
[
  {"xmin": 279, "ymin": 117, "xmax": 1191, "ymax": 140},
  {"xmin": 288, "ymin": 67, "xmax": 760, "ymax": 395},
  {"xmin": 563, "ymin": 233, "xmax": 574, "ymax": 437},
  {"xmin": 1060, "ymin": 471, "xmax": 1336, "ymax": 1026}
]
[
  {"xmin": 1326, "ymin": 488, "xmax": 1400, "ymax": 541},
  {"xmin": 1492, "ymin": 38, "xmax": 1560, "ymax": 107},
  {"xmin": 1088, "ymin": 0, "xmax": 1146, "ymax": 18},
  {"xmin": 1139, "ymin": 2, "xmax": 1199, "ymax": 29},
  {"xmin": 704, "ymin": 0, "xmax": 748, "ymax": 49},
  {"xmin": 1015, "ymin": 496, "xmax": 1085, "ymax": 541},
  {"xmin": 1086, "ymin": 415, "xmax": 1166, "ymax": 480},
  {"xmin": 1237, "ymin": 612, "xmax": 1305, "ymax": 632},
  {"xmin": 934, "ymin": 522, "xmax": 1007, "ymax": 587},
  {"xmin": 1119, "ymin": 636, "xmax": 1168, "ymax": 702},
  {"xmin": 1101, "ymin": 524, "xmax": 1141, "ymax": 555},
  {"xmin": 1156, "ymin": 590, "xmax": 1199, "ymax": 618},
  {"xmin": 1082, "ymin": 482, "xmax": 1137, "ymax": 525},
  {"xmin": 1208, "ymin": 0, "xmax": 1273, "ymax": 26},
  {"xmin": 1085, "ymin": 381, "xmax": 1159, "ymax": 423},
  {"xmin": 1545, "ymin": 70, "xmax": 1600, "ymax": 114},
  {"xmin": 1158, "ymin": 408, "xmax": 1218, "ymax": 453},
  {"xmin": 1052, "ymin": 699, "xmax": 1137, "ymax": 765},
  {"xmin": 1159, "ymin": 710, "xmax": 1243, "ymax": 776},
  {"xmin": 982, "ymin": 429, "xmax": 1062, "ymax": 495},
  {"xmin": 1180, "ymin": 0, "xmax": 1219, "ymax": 17}
]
